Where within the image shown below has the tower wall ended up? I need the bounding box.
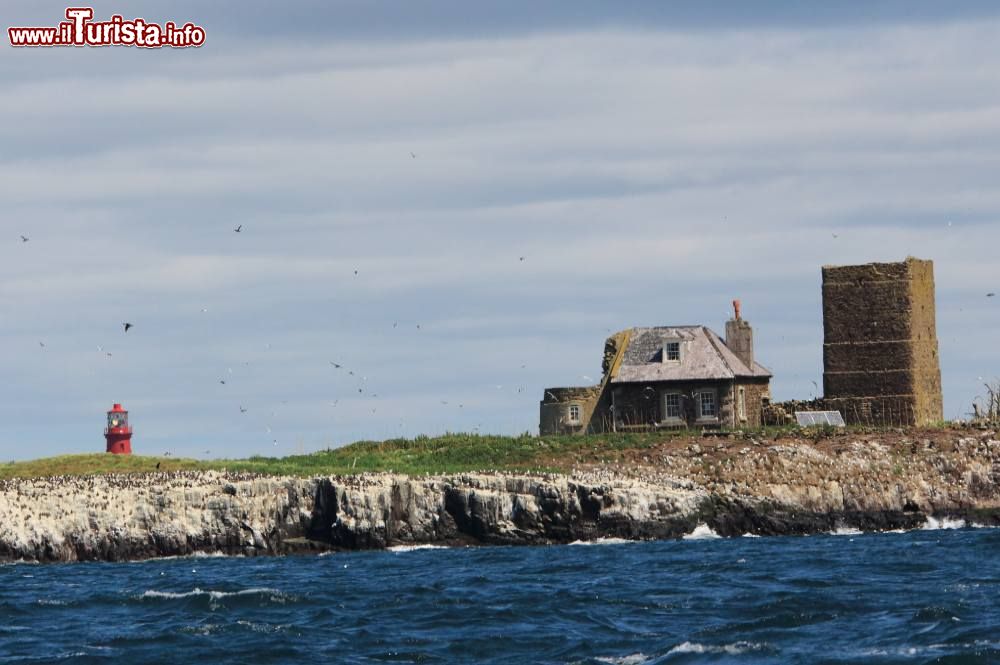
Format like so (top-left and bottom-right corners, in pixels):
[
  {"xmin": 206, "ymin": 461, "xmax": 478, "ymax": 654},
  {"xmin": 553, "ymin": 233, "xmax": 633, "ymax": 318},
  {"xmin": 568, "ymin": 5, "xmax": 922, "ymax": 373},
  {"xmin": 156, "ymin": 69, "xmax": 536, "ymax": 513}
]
[{"xmin": 821, "ymin": 257, "xmax": 943, "ymax": 426}]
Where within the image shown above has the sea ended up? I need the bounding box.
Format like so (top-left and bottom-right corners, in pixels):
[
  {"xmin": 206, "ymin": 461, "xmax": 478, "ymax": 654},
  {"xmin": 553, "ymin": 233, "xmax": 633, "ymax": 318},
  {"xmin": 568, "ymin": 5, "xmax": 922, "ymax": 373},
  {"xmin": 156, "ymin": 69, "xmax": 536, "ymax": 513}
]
[{"xmin": 2, "ymin": 523, "xmax": 998, "ymax": 664}]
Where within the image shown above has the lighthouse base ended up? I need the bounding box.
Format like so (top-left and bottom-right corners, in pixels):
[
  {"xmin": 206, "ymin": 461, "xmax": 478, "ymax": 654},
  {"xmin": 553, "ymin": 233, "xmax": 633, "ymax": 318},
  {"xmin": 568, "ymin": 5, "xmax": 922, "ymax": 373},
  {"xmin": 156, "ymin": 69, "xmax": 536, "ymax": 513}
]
[{"xmin": 106, "ymin": 436, "xmax": 132, "ymax": 455}]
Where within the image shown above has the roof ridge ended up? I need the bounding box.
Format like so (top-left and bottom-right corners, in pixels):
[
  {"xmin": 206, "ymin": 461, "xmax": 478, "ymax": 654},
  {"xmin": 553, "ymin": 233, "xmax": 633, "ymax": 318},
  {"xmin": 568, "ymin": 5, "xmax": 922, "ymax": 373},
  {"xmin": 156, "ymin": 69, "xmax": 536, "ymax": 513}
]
[{"xmin": 702, "ymin": 326, "xmax": 737, "ymax": 378}]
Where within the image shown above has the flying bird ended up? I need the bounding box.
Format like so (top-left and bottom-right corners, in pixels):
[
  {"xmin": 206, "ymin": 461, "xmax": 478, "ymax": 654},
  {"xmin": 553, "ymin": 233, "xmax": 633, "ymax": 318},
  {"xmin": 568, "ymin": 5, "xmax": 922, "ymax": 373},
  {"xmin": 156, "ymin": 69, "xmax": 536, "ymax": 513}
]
[
  {"xmin": 123, "ymin": 322, "xmax": 133, "ymax": 332},
  {"xmin": 219, "ymin": 380, "xmax": 226, "ymax": 385},
  {"xmin": 330, "ymin": 362, "xmax": 341, "ymax": 368},
  {"xmin": 240, "ymin": 406, "xmax": 247, "ymax": 413},
  {"xmin": 988, "ymin": 293, "xmax": 996, "ymax": 298},
  {"xmin": 234, "ymin": 225, "xmax": 242, "ymax": 233},
  {"xmin": 519, "ymin": 256, "xmax": 525, "ymax": 262},
  {"xmin": 38, "ymin": 341, "xmax": 45, "ymax": 348},
  {"xmin": 410, "ymin": 152, "xmax": 416, "ymax": 158},
  {"xmin": 19, "ymin": 235, "xmax": 29, "ymax": 243}
]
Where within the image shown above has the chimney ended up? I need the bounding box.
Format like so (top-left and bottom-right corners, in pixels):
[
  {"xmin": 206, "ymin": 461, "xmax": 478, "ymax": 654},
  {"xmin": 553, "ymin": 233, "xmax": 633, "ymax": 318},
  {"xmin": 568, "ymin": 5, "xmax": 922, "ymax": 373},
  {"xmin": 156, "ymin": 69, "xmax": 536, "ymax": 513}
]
[{"xmin": 725, "ymin": 299, "xmax": 754, "ymax": 370}]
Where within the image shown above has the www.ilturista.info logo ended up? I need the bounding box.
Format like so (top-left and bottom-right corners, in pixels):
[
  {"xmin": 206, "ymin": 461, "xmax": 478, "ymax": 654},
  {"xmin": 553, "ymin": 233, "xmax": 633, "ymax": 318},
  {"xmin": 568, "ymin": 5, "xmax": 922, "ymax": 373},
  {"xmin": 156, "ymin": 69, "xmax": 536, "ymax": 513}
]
[{"xmin": 8, "ymin": 7, "xmax": 205, "ymax": 48}]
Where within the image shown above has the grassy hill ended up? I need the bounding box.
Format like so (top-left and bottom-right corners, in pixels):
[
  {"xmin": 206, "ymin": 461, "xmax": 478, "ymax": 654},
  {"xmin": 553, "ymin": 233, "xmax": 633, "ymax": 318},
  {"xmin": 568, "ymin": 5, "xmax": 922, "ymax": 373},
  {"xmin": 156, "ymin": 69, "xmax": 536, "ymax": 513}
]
[
  {"xmin": 2, "ymin": 424, "xmax": 947, "ymax": 480},
  {"xmin": 0, "ymin": 431, "xmax": 676, "ymax": 479}
]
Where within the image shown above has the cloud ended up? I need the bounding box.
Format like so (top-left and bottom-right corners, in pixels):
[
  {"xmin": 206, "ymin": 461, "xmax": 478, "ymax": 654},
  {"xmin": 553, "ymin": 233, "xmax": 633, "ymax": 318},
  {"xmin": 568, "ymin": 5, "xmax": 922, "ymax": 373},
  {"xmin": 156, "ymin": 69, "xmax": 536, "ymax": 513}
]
[{"xmin": 2, "ymin": 12, "xmax": 999, "ymax": 457}]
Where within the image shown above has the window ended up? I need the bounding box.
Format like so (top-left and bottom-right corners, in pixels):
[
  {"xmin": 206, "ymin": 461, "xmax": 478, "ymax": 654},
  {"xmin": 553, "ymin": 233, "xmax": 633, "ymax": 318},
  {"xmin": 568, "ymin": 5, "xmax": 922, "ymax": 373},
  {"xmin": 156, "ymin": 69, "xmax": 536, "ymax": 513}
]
[
  {"xmin": 567, "ymin": 404, "xmax": 581, "ymax": 423},
  {"xmin": 696, "ymin": 390, "xmax": 717, "ymax": 420},
  {"xmin": 662, "ymin": 393, "xmax": 682, "ymax": 421},
  {"xmin": 664, "ymin": 341, "xmax": 680, "ymax": 362},
  {"xmin": 738, "ymin": 387, "xmax": 746, "ymax": 421}
]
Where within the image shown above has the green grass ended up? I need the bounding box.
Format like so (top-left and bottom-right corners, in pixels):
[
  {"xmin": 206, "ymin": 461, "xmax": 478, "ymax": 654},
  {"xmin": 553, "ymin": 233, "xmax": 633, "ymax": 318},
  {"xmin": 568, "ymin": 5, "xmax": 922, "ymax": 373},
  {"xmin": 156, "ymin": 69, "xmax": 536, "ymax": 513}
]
[
  {"xmin": 4, "ymin": 422, "xmax": 935, "ymax": 480},
  {"xmin": 0, "ymin": 431, "xmax": 693, "ymax": 480},
  {"xmin": 0, "ymin": 453, "xmax": 206, "ymax": 479}
]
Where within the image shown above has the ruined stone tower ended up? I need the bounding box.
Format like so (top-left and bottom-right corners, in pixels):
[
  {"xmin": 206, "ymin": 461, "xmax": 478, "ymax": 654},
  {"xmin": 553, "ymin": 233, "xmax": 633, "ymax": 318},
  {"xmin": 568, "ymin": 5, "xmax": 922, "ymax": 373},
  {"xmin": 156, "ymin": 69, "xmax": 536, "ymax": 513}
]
[{"xmin": 821, "ymin": 257, "xmax": 943, "ymax": 426}]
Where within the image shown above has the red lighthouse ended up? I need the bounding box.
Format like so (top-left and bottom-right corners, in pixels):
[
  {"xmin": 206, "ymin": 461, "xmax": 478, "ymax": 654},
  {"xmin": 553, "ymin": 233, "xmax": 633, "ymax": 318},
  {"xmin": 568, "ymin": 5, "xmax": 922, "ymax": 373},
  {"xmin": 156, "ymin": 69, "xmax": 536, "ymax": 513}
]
[{"xmin": 105, "ymin": 403, "xmax": 132, "ymax": 455}]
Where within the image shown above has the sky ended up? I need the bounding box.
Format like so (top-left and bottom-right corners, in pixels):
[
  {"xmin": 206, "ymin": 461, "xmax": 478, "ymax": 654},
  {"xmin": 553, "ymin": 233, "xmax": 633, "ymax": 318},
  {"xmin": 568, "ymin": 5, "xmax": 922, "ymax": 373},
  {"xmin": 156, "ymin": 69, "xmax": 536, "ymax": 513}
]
[{"xmin": 2, "ymin": 2, "xmax": 999, "ymax": 460}]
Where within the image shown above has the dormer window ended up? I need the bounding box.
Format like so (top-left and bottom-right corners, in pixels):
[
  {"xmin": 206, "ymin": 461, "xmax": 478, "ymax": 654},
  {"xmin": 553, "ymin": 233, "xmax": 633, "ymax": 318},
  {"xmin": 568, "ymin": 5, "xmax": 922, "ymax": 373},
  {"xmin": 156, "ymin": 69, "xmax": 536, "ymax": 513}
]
[{"xmin": 663, "ymin": 341, "xmax": 681, "ymax": 362}]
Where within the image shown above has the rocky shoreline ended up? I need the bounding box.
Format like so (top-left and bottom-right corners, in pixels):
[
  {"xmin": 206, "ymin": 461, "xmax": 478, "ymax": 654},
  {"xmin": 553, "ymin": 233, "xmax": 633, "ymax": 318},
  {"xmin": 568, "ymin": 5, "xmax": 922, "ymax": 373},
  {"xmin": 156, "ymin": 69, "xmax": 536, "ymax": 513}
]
[{"xmin": 1, "ymin": 431, "xmax": 998, "ymax": 562}]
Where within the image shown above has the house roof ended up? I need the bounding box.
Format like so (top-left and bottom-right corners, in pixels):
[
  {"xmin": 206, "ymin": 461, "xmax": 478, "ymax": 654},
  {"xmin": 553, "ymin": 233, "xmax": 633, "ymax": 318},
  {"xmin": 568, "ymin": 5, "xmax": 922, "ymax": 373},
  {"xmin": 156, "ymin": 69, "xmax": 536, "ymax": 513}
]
[{"xmin": 610, "ymin": 326, "xmax": 771, "ymax": 383}]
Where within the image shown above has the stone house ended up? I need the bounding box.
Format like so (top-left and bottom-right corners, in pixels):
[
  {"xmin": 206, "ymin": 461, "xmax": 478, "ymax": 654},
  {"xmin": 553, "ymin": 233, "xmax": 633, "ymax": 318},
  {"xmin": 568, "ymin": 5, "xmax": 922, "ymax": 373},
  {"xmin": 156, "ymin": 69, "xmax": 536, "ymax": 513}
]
[{"xmin": 540, "ymin": 303, "xmax": 772, "ymax": 434}]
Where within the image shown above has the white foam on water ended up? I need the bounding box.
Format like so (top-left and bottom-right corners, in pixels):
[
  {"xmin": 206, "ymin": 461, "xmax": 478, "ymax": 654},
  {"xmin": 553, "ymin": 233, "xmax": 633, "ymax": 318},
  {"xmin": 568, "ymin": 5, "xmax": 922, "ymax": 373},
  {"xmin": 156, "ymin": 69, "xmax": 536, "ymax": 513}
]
[
  {"xmin": 235, "ymin": 619, "xmax": 291, "ymax": 634},
  {"xmin": 0, "ymin": 559, "xmax": 39, "ymax": 567},
  {"xmin": 131, "ymin": 551, "xmax": 241, "ymax": 563},
  {"xmin": 140, "ymin": 587, "xmax": 290, "ymax": 602},
  {"xmin": 831, "ymin": 526, "xmax": 863, "ymax": 535},
  {"xmin": 190, "ymin": 550, "xmax": 233, "ymax": 559},
  {"xmin": 36, "ymin": 599, "xmax": 69, "ymax": 606},
  {"xmin": 388, "ymin": 544, "xmax": 449, "ymax": 552},
  {"xmin": 668, "ymin": 641, "xmax": 767, "ymax": 655},
  {"xmin": 568, "ymin": 538, "xmax": 634, "ymax": 546},
  {"xmin": 922, "ymin": 516, "xmax": 966, "ymax": 530},
  {"xmin": 741, "ymin": 532, "xmax": 761, "ymax": 538},
  {"xmin": 595, "ymin": 654, "xmax": 649, "ymax": 665},
  {"xmin": 682, "ymin": 524, "xmax": 721, "ymax": 540}
]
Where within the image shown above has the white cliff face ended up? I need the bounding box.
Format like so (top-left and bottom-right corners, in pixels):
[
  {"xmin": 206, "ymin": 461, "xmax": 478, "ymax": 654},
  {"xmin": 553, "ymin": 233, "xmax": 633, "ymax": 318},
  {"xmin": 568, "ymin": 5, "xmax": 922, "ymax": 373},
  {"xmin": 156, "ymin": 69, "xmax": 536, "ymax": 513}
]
[
  {"xmin": 1, "ymin": 434, "xmax": 998, "ymax": 562},
  {"xmin": 0, "ymin": 472, "xmax": 316, "ymax": 561}
]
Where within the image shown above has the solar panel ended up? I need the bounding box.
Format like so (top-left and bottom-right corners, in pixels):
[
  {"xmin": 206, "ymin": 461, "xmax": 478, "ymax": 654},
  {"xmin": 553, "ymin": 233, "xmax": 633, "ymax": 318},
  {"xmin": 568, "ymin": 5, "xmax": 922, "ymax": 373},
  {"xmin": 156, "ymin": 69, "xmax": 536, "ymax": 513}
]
[{"xmin": 795, "ymin": 411, "xmax": 846, "ymax": 427}]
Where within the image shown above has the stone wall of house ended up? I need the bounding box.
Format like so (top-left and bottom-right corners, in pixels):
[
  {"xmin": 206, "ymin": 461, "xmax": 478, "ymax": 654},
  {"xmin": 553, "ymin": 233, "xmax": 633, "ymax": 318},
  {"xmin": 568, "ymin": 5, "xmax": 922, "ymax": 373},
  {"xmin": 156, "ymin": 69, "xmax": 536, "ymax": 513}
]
[
  {"xmin": 735, "ymin": 379, "xmax": 771, "ymax": 428},
  {"xmin": 539, "ymin": 386, "xmax": 603, "ymax": 435},
  {"xmin": 821, "ymin": 257, "xmax": 943, "ymax": 426},
  {"xmin": 609, "ymin": 380, "xmax": 735, "ymax": 430}
]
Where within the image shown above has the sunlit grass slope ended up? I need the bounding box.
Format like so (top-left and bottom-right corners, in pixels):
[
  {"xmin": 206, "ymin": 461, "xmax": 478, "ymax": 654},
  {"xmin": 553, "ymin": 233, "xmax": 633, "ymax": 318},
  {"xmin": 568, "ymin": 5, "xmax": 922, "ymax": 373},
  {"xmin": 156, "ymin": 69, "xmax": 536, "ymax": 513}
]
[{"xmin": 0, "ymin": 432, "xmax": 675, "ymax": 479}]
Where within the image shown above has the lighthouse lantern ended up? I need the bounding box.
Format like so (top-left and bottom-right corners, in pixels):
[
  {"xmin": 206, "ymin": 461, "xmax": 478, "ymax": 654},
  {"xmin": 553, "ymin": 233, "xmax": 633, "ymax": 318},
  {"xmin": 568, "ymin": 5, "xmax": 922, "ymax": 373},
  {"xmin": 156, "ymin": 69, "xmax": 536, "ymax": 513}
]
[{"xmin": 105, "ymin": 403, "xmax": 133, "ymax": 455}]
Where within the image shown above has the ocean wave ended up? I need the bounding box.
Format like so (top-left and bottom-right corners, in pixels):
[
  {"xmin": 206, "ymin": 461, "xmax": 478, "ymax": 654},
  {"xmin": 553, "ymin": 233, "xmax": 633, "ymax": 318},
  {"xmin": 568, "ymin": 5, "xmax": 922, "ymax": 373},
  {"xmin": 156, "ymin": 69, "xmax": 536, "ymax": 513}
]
[
  {"xmin": 130, "ymin": 551, "xmax": 241, "ymax": 563},
  {"xmin": 235, "ymin": 619, "xmax": 292, "ymax": 634},
  {"xmin": 682, "ymin": 524, "xmax": 721, "ymax": 540},
  {"xmin": 37, "ymin": 598, "xmax": 70, "ymax": 606},
  {"xmin": 139, "ymin": 587, "xmax": 293, "ymax": 603},
  {"xmin": 668, "ymin": 641, "xmax": 769, "ymax": 655},
  {"xmin": 922, "ymin": 516, "xmax": 967, "ymax": 530},
  {"xmin": 830, "ymin": 526, "xmax": 863, "ymax": 535},
  {"xmin": 388, "ymin": 544, "xmax": 450, "ymax": 552},
  {"xmin": 568, "ymin": 538, "xmax": 634, "ymax": 546},
  {"xmin": 595, "ymin": 654, "xmax": 649, "ymax": 664}
]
